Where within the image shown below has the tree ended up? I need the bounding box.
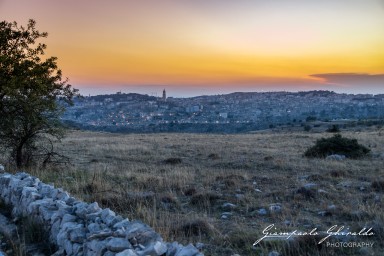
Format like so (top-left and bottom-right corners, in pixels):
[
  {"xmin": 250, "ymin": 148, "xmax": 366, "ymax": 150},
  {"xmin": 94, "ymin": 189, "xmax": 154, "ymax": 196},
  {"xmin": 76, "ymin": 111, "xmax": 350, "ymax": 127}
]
[{"xmin": 0, "ymin": 19, "xmax": 78, "ymax": 168}]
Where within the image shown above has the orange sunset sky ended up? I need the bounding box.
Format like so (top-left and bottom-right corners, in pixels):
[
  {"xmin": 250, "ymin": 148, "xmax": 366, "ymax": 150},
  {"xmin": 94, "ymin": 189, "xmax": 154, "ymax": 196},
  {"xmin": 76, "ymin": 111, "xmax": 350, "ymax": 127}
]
[{"xmin": 1, "ymin": 0, "xmax": 384, "ymax": 97}]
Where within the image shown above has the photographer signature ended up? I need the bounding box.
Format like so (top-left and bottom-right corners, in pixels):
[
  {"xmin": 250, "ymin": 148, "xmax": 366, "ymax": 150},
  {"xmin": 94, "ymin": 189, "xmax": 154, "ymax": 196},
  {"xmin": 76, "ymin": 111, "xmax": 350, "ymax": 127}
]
[{"xmin": 253, "ymin": 224, "xmax": 374, "ymax": 246}]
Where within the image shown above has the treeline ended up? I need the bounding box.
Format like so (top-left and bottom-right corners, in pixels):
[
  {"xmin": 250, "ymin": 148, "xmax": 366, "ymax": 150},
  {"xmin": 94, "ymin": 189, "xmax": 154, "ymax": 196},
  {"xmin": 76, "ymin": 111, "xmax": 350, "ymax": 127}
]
[{"xmin": 63, "ymin": 121, "xmax": 265, "ymax": 134}]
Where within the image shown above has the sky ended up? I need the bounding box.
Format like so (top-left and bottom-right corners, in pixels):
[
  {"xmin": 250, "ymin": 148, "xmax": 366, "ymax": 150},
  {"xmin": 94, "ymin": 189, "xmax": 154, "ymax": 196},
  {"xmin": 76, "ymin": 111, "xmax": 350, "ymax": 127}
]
[{"xmin": 1, "ymin": 0, "xmax": 383, "ymax": 97}]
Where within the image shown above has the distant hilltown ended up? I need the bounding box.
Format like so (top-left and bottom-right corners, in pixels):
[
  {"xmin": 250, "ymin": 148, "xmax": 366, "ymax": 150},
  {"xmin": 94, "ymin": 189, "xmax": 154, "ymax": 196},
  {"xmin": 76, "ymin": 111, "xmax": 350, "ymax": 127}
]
[{"xmin": 62, "ymin": 90, "xmax": 384, "ymax": 133}]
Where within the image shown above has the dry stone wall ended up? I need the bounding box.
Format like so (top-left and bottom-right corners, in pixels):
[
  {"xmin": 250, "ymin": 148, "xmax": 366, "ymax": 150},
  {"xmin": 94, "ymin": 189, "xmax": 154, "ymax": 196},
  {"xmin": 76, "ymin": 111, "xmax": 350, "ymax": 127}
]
[{"xmin": 0, "ymin": 171, "xmax": 203, "ymax": 256}]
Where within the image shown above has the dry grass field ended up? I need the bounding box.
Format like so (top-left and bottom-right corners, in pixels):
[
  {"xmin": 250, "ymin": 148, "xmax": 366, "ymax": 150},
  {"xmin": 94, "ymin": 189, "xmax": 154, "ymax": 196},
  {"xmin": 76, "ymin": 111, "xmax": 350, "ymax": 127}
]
[{"xmin": 3, "ymin": 128, "xmax": 384, "ymax": 255}]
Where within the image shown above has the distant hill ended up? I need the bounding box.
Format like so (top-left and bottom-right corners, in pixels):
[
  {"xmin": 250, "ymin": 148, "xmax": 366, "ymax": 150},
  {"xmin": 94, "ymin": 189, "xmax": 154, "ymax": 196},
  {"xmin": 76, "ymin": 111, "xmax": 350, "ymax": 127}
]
[{"xmin": 62, "ymin": 90, "xmax": 384, "ymax": 133}]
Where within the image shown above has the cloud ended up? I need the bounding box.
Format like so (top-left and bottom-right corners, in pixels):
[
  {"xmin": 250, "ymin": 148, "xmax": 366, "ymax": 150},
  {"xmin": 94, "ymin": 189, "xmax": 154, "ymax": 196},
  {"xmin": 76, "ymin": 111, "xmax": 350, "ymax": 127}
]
[{"xmin": 310, "ymin": 73, "xmax": 384, "ymax": 89}]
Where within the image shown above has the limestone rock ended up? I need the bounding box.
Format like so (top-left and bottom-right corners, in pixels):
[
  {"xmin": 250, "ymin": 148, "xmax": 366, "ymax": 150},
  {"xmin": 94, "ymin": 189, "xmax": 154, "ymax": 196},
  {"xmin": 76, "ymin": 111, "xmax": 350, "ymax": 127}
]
[
  {"xmin": 175, "ymin": 244, "xmax": 201, "ymax": 256},
  {"xmin": 116, "ymin": 249, "xmax": 138, "ymax": 256},
  {"xmin": 69, "ymin": 226, "xmax": 87, "ymax": 243},
  {"xmin": 326, "ymin": 154, "xmax": 346, "ymax": 161},
  {"xmin": 221, "ymin": 203, "xmax": 236, "ymax": 210},
  {"xmin": 257, "ymin": 208, "xmax": 268, "ymax": 215},
  {"xmin": 268, "ymin": 251, "xmax": 281, "ymax": 256},
  {"xmin": 0, "ymin": 172, "xmax": 203, "ymax": 256},
  {"xmin": 137, "ymin": 241, "xmax": 167, "ymax": 255},
  {"xmin": 106, "ymin": 237, "xmax": 133, "ymax": 252},
  {"xmin": 269, "ymin": 203, "xmax": 282, "ymax": 213}
]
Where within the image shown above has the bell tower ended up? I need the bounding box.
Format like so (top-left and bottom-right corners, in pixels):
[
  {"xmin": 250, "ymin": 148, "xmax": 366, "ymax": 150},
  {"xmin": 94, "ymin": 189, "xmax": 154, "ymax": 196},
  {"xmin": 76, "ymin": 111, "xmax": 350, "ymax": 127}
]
[{"xmin": 162, "ymin": 89, "xmax": 166, "ymax": 101}]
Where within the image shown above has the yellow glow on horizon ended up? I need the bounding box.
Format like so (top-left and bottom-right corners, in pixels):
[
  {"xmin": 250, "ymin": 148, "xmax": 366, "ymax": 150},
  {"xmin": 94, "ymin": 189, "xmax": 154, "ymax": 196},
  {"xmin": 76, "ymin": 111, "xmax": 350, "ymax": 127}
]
[{"xmin": 52, "ymin": 44, "xmax": 384, "ymax": 86}]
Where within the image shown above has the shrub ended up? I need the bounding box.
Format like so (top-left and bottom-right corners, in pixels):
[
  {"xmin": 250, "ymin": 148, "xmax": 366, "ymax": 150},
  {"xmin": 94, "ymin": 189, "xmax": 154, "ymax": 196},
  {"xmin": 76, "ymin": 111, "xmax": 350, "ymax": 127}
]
[
  {"xmin": 326, "ymin": 124, "xmax": 340, "ymax": 133},
  {"xmin": 164, "ymin": 157, "xmax": 182, "ymax": 164},
  {"xmin": 304, "ymin": 134, "xmax": 370, "ymax": 159},
  {"xmin": 208, "ymin": 153, "xmax": 220, "ymax": 160},
  {"xmin": 178, "ymin": 219, "xmax": 215, "ymax": 236},
  {"xmin": 371, "ymin": 180, "xmax": 384, "ymax": 192},
  {"xmin": 303, "ymin": 124, "xmax": 312, "ymax": 132},
  {"xmin": 190, "ymin": 192, "xmax": 220, "ymax": 206},
  {"xmin": 328, "ymin": 170, "xmax": 347, "ymax": 178},
  {"xmin": 306, "ymin": 116, "xmax": 317, "ymax": 122}
]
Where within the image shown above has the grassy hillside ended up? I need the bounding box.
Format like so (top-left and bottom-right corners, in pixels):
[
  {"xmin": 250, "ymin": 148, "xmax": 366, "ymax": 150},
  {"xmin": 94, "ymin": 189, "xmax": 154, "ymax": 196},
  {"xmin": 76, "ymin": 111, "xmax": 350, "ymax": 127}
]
[{"xmin": 3, "ymin": 128, "xmax": 383, "ymax": 255}]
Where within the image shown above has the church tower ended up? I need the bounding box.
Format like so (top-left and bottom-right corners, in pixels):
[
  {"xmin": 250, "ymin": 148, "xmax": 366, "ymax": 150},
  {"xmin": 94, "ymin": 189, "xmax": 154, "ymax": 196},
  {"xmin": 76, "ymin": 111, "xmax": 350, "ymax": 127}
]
[{"xmin": 162, "ymin": 89, "xmax": 167, "ymax": 101}]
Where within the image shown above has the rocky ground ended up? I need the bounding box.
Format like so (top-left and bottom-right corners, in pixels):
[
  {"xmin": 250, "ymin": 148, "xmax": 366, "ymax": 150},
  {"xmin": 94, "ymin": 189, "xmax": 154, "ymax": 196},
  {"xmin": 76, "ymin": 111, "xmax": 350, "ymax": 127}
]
[{"xmin": 1, "ymin": 127, "xmax": 383, "ymax": 255}]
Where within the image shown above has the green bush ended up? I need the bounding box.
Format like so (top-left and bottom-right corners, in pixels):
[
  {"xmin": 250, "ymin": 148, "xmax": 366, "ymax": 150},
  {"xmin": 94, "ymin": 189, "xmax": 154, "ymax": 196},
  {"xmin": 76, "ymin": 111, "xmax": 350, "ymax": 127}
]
[{"xmin": 304, "ymin": 134, "xmax": 370, "ymax": 159}]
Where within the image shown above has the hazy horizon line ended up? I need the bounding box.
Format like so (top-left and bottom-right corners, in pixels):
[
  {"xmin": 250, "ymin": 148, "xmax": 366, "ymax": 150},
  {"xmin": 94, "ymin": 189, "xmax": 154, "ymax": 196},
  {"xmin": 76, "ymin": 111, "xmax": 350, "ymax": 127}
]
[{"xmin": 78, "ymin": 88, "xmax": 383, "ymax": 99}]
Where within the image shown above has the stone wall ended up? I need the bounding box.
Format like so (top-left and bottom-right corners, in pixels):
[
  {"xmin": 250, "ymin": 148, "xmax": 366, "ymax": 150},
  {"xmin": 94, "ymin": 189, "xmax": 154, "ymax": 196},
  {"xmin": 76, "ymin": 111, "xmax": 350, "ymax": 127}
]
[{"xmin": 0, "ymin": 171, "xmax": 203, "ymax": 256}]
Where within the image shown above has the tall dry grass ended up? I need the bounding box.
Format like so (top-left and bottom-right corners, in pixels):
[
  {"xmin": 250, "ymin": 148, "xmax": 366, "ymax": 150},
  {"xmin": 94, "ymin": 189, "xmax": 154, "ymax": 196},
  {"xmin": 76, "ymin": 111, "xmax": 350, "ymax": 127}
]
[{"xmin": 1, "ymin": 128, "xmax": 383, "ymax": 255}]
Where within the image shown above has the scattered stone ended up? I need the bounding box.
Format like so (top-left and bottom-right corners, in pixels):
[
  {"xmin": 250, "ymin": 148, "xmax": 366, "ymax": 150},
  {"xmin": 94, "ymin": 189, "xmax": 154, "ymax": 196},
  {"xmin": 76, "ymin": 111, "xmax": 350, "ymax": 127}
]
[
  {"xmin": 298, "ymin": 175, "xmax": 309, "ymax": 181},
  {"xmin": 87, "ymin": 231, "xmax": 114, "ymax": 240},
  {"xmin": 318, "ymin": 189, "xmax": 328, "ymax": 194},
  {"xmin": 62, "ymin": 213, "xmax": 77, "ymax": 223},
  {"xmin": 269, "ymin": 204, "xmax": 282, "ymax": 213},
  {"xmin": 174, "ymin": 244, "xmax": 201, "ymax": 256},
  {"xmin": 303, "ymin": 183, "xmax": 317, "ymax": 189},
  {"xmin": 116, "ymin": 249, "xmax": 138, "ymax": 256},
  {"xmin": 257, "ymin": 208, "xmax": 268, "ymax": 216},
  {"xmin": 86, "ymin": 239, "xmax": 108, "ymax": 255},
  {"xmin": 69, "ymin": 226, "xmax": 87, "ymax": 243},
  {"xmin": 268, "ymin": 251, "xmax": 281, "ymax": 256},
  {"xmin": 283, "ymin": 220, "xmax": 291, "ymax": 226},
  {"xmin": 195, "ymin": 242, "xmax": 204, "ymax": 250},
  {"xmin": 104, "ymin": 251, "xmax": 116, "ymax": 256},
  {"xmin": 136, "ymin": 241, "xmax": 168, "ymax": 255},
  {"xmin": 358, "ymin": 247, "xmax": 374, "ymax": 255},
  {"xmin": 105, "ymin": 215, "xmax": 124, "ymax": 226},
  {"xmin": 72, "ymin": 243, "xmax": 83, "ymax": 255},
  {"xmin": 318, "ymin": 211, "xmax": 332, "ymax": 217},
  {"xmin": 113, "ymin": 219, "xmax": 131, "ymax": 229},
  {"xmin": 106, "ymin": 237, "xmax": 133, "ymax": 252},
  {"xmin": 64, "ymin": 239, "xmax": 73, "ymax": 255},
  {"xmin": 87, "ymin": 202, "xmax": 101, "ymax": 214},
  {"xmin": 337, "ymin": 181, "xmax": 353, "ymax": 188},
  {"xmin": 235, "ymin": 194, "xmax": 244, "ymax": 200},
  {"xmin": 221, "ymin": 212, "xmax": 232, "ymax": 219},
  {"xmin": 221, "ymin": 203, "xmax": 236, "ymax": 210},
  {"xmin": 326, "ymin": 154, "xmax": 346, "ymax": 161}
]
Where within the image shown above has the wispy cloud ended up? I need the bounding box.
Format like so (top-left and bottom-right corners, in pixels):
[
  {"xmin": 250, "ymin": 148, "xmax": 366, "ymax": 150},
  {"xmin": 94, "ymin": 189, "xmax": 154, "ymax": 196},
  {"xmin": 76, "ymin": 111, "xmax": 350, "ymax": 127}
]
[{"xmin": 310, "ymin": 73, "xmax": 384, "ymax": 90}]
